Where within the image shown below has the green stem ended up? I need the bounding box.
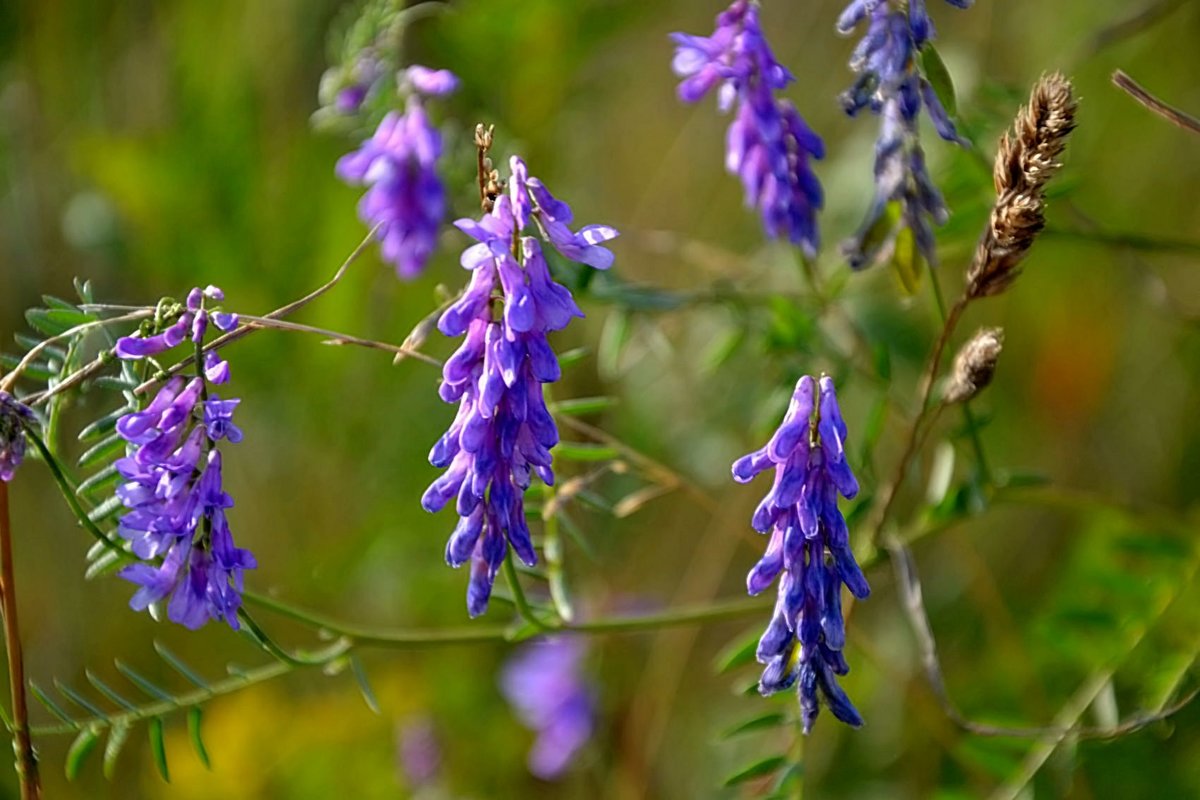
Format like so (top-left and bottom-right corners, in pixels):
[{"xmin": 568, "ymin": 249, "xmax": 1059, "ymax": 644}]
[
  {"xmin": 927, "ymin": 266, "xmax": 993, "ymax": 485},
  {"xmin": 502, "ymin": 556, "xmax": 557, "ymax": 631},
  {"xmin": 22, "ymin": 425, "xmax": 128, "ymax": 557}
]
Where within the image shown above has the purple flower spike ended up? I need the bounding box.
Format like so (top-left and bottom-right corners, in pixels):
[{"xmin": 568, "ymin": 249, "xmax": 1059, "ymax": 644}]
[
  {"xmin": 501, "ymin": 638, "xmax": 595, "ymax": 780},
  {"xmin": 337, "ymin": 66, "xmax": 458, "ymax": 280},
  {"xmin": 671, "ymin": 1, "xmax": 824, "ymax": 255},
  {"xmin": 734, "ymin": 375, "xmax": 868, "ymax": 733},
  {"xmin": 113, "ymin": 287, "xmax": 254, "ymax": 630},
  {"xmin": 425, "ymin": 157, "xmax": 617, "ymax": 617},
  {"xmin": 0, "ymin": 392, "xmax": 35, "ymax": 483},
  {"xmin": 837, "ymin": 0, "xmax": 971, "ymax": 270}
]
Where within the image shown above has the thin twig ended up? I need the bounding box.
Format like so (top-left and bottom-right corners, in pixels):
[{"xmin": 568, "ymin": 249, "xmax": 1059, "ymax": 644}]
[
  {"xmin": 888, "ymin": 533, "xmax": 1198, "ymax": 744},
  {"xmin": 0, "ymin": 483, "xmax": 40, "ymax": 799},
  {"xmin": 0, "ymin": 311, "xmax": 153, "ymax": 396},
  {"xmin": 131, "ymin": 225, "xmax": 382, "ymax": 396},
  {"xmin": 865, "ymin": 291, "xmax": 969, "ymax": 547},
  {"xmin": 1113, "ymin": 69, "xmax": 1200, "ymax": 136},
  {"xmin": 235, "ymin": 315, "xmax": 442, "ymax": 367}
]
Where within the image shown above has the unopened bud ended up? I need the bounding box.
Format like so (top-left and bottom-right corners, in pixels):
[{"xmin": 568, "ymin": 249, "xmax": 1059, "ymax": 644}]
[{"xmin": 945, "ymin": 328, "xmax": 1004, "ymax": 404}]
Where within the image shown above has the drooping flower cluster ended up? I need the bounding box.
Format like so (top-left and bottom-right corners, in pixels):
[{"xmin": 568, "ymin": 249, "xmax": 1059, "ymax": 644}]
[
  {"xmin": 0, "ymin": 392, "xmax": 35, "ymax": 483},
  {"xmin": 500, "ymin": 638, "xmax": 596, "ymax": 780},
  {"xmin": 337, "ymin": 66, "xmax": 459, "ymax": 280},
  {"xmin": 671, "ymin": 1, "xmax": 825, "ymax": 255},
  {"xmin": 112, "ymin": 287, "xmax": 256, "ymax": 630},
  {"xmin": 732, "ymin": 375, "xmax": 869, "ymax": 733},
  {"xmin": 422, "ymin": 156, "xmax": 618, "ymax": 617},
  {"xmin": 838, "ymin": 0, "xmax": 972, "ymax": 270}
]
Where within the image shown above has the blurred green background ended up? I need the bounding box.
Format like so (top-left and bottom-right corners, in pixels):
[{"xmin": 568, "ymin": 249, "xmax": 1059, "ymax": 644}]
[{"xmin": 2, "ymin": 0, "xmax": 1200, "ymax": 797}]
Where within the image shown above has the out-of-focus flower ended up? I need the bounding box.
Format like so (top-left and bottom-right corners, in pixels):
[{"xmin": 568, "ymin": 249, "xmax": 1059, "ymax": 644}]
[
  {"xmin": 337, "ymin": 66, "xmax": 458, "ymax": 280},
  {"xmin": 397, "ymin": 717, "xmax": 442, "ymax": 789},
  {"xmin": 500, "ymin": 638, "xmax": 595, "ymax": 780},
  {"xmin": 113, "ymin": 288, "xmax": 254, "ymax": 630},
  {"xmin": 671, "ymin": 1, "xmax": 825, "ymax": 255},
  {"xmin": 837, "ymin": 0, "xmax": 970, "ymax": 270},
  {"xmin": 423, "ymin": 157, "xmax": 617, "ymax": 617},
  {"xmin": 732, "ymin": 375, "xmax": 869, "ymax": 733},
  {"xmin": 0, "ymin": 392, "xmax": 35, "ymax": 483}
]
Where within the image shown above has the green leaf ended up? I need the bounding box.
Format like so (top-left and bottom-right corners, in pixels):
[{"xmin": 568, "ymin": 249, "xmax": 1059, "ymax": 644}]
[
  {"xmin": 55, "ymin": 680, "xmax": 109, "ymax": 719},
  {"xmin": 187, "ymin": 708, "xmax": 211, "ymax": 769},
  {"xmin": 114, "ymin": 660, "xmax": 173, "ymax": 702},
  {"xmin": 66, "ymin": 726, "xmax": 101, "ymax": 781},
  {"xmin": 772, "ymin": 761, "xmax": 806, "ymax": 792},
  {"xmin": 723, "ymin": 755, "xmax": 788, "ymax": 787},
  {"xmin": 148, "ymin": 717, "xmax": 170, "ymax": 782},
  {"xmin": 999, "ymin": 470, "xmax": 1052, "ymax": 489},
  {"xmin": 553, "ymin": 442, "xmax": 619, "ymax": 462},
  {"xmin": 598, "ymin": 309, "xmax": 631, "ymax": 379},
  {"xmin": 702, "ymin": 327, "xmax": 746, "ymax": 374},
  {"xmin": 85, "ymin": 670, "xmax": 137, "ymax": 711},
  {"xmin": 713, "ymin": 629, "xmax": 760, "ymax": 674},
  {"xmin": 74, "ymin": 277, "xmax": 94, "ymax": 304},
  {"xmin": 78, "ymin": 432, "xmax": 126, "ymax": 470},
  {"xmin": 76, "ymin": 463, "xmax": 121, "ymax": 500},
  {"xmin": 721, "ymin": 711, "xmax": 789, "ymax": 739},
  {"xmin": 891, "ymin": 224, "xmax": 923, "ymax": 295},
  {"xmin": 42, "ymin": 294, "xmax": 81, "ymax": 312},
  {"xmin": 78, "ymin": 408, "xmax": 131, "ymax": 442},
  {"xmin": 103, "ymin": 720, "xmax": 131, "ymax": 779},
  {"xmin": 872, "ymin": 342, "xmax": 892, "ymax": 381},
  {"xmin": 349, "ymin": 655, "xmax": 382, "ymax": 715},
  {"xmin": 84, "ymin": 547, "xmax": 128, "ymax": 580},
  {"xmin": 557, "ymin": 347, "xmax": 589, "ymax": 371},
  {"xmin": 92, "ymin": 375, "xmax": 138, "ymax": 392},
  {"xmin": 550, "ymin": 396, "xmax": 616, "ymax": 417},
  {"xmin": 86, "ymin": 495, "xmax": 124, "ymax": 524},
  {"xmin": 25, "ymin": 307, "xmax": 94, "ymax": 337},
  {"xmin": 0, "ymin": 353, "xmax": 57, "ymax": 382},
  {"xmin": 29, "ymin": 680, "xmax": 74, "ymax": 724},
  {"xmin": 154, "ymin": 642, "xmax": 209, "ymax": 689},
  {"xmin": 918, "ymin": 43, "xmax": 958, "ymax": 117}
]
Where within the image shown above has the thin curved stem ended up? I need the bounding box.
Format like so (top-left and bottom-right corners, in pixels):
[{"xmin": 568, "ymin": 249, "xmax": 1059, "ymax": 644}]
[
  {"xmin": 865, "ymin": 286, "xmax": 968, "ymax": 547},
  {"xmin": 0, "ymin": 310, "xmax": 152, "ymax": 396}
]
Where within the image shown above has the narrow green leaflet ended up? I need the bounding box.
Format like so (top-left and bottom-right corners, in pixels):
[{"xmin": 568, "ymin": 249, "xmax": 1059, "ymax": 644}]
[
  {"xmin": 148, "ymin": 717, "xmax": 171, "ymax": 782},
  {"xmin": 723, "ymin": 754, "xmax": 788, "ymax": 787},
  {"xmin": 65, "ymin": 726, "xmax": 101, "ymax": 781},
  {"xmin": 103, "ymin": 720, "xmax": 131, "ymax": 779},
  {"xmin": 720, "ymin": 711, "xmax": 789, "ymax": 740},
  {"xmin": 918, "ymin": 43, "xmax": 958, "ymax": 117},
  {"xmin": 188, "ymin": 708, "xmax": 212, "ymax": 769}
]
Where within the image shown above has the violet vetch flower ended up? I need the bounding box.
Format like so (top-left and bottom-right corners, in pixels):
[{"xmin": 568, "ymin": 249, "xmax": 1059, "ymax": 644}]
[
  {"xmin": 112, "ymin": 287, "xmax": 255, "ymax": 630},
  {"xmin": 500, "ymin": 638, "xmax": 595, "ymax": 780},
  {"xmin": 337, "ymin": 66, "xmax": 458, "ymax": 281},
  {"xmin": 732, "ymin": 375, "xmax": 869, "ymax": 733},
  {"xmin": 424, "ymin": 156, "xmax": 617, "ymax": 617},
  {"xmin": 671, "ymin": 1, "xmax": 825, "ymax": 255},
  {"xmin": 397, "ymin": 717, "xmax": 442, "ymax": 789},
  {"xmin": 838, "ymin": 0, "xmax": 971, "ymax": 270},
  {"xmin": 0, "ymin": 392, "xmax": 35, "ymax": 483}
]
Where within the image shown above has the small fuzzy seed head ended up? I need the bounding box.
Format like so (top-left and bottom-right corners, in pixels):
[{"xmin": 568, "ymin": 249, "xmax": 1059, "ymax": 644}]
[
  {"xmin": 967, "ymin": 73, "xmax": 1077, "ymax": 299},
  {"xmin": 945, "ymin": 327, "xmax": 1004, "ymax": 404}
]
